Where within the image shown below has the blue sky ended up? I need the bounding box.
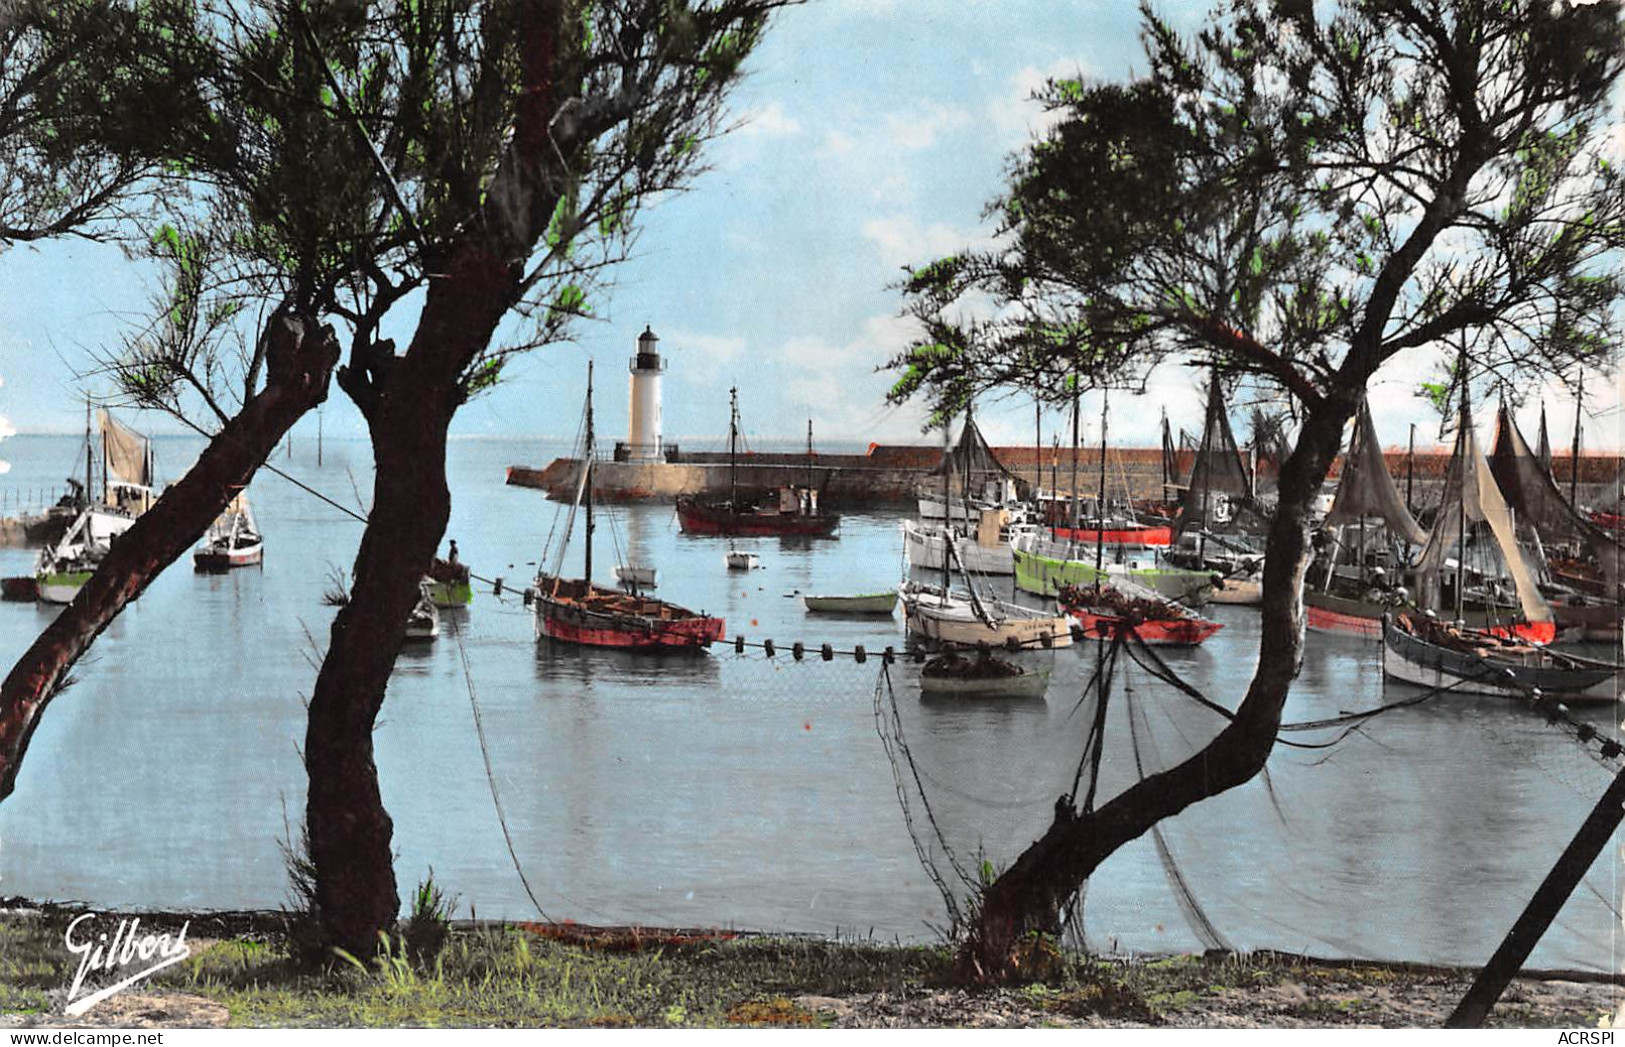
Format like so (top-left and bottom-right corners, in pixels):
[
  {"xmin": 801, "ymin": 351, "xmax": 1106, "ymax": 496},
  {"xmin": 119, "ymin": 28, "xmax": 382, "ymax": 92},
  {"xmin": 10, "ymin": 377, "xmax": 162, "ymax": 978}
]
[{"xmin": 0, "ymin": 0, "xmax": 1619, "ymax": 462}]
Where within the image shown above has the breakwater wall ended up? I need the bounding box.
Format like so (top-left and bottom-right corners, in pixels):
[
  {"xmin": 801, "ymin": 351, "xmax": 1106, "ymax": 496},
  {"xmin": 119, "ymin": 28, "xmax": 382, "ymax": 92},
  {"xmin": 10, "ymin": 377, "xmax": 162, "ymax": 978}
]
[{"xmin": 508, "ymin": 446, "xmax": 1624, "ymax": 507}]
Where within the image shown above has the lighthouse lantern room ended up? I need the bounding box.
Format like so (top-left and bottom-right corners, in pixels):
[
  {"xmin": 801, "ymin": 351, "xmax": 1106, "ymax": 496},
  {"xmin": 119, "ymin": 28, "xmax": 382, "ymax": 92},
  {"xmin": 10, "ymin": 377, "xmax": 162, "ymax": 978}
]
[{"xmin": 626, "ymin": 325, "xmax": 665, "ymax": 462}]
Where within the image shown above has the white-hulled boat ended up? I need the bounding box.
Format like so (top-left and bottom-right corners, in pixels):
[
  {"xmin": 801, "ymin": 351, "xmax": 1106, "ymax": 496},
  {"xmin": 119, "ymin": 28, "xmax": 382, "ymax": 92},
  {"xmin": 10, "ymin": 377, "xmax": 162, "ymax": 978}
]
[
  {"xmin": 804, "ymin": 591, "xmax": 897, "ymax": 614},
  {"xmin": 901, "ymin": 514, "xmax": 1038, "ymax": 576},
  {"xmin": 1382, "ymin": 613, "xmax": 1619, "ymax": 704},
  {"xmin": 724, "ymin": 547, "xmax": 758, "ymax": 570},
  {"xmin": 405, "ymin": 584, "xmax": 440, "ymax": 640},
  {"xmin": 34, "ymin": 507, "xmax": 134, "ymax": 604},
  {"xmin": 901, "ymin": 582, "xmax": 1073, "ymax": 649},
  {"xmin": 193, "ymin": 493, "xmax": 263, "ymax": 571}
]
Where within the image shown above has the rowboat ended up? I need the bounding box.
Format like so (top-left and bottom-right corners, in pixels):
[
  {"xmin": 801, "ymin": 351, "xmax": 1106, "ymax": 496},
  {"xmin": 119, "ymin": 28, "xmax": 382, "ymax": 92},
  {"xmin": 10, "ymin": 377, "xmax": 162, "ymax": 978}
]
[
  {"xmin": 404, "ymin": 585, "xmax": 440, "ymax": 640},
  {"xmin": 919, "ymin": 651, "xmax": 1051, "ymax": 698},
  {"xmin": 724, "ymin": 548, "xmax": 758, "ymax": 570},
  {"xmin": 803, "ymin": 591, "xmax": 897, "ymax": 614},
  {"xmin": 1381, "ymin": 613, "xmax": 1620, "ymax": 704}
]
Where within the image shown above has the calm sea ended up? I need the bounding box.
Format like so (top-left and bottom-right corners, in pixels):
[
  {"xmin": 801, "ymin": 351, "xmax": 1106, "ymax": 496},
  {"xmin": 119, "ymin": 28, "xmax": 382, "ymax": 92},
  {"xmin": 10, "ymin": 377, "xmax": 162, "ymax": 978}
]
[{"xmin": 0, "ymin": 432, "xmax": 1620, "ymax": 972}]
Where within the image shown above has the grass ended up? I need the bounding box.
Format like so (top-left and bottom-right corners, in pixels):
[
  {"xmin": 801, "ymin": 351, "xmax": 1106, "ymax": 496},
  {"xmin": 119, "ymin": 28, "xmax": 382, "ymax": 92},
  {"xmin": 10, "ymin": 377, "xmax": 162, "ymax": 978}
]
[{"xmin": 0, "ymin": 906, "xmax": 1618, "ymax": 1028}]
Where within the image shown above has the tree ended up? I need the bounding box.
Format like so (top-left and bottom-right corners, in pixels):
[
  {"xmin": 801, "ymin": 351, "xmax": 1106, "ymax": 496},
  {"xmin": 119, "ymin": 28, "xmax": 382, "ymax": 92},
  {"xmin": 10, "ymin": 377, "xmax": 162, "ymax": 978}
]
[
  {"xmin": 890, "ymin": 0, "xmax": 1625, "ymax": 980},
  {"xmin": 0, "ymin": 0, "xmax": 789, "ymax": 958}
]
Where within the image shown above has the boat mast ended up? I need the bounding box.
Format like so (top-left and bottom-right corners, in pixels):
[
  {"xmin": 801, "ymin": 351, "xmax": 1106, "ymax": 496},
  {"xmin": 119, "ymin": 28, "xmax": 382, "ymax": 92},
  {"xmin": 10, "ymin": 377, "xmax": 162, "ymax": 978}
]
[
  {"xmin": 1034, "ymin": 395, "xmax": 1041, "ymax": 498},
  {"xmin": 1159, "ymin": 408, "xmax": 1171, "ymax": 498},
  {"xmin": 1406, "ymin": 422, "xmax": 1416, "ymax": 514},
  {"xmin": 1069, "ymin": 377, "xmax": 1080, "ymax": 551},
  {"xmin": 83, "ymin": 401, "xmax": 93, "ymax": 508},
  {"xmin": 1454, "ymin": 376, "xmax": 1469, "ymax": 622},
  {"xmin": 1569, "ymin": 371, "xmax": 1583, "ymax": 510},
  {"xmin": 806, "ymin": 417, "xmax": 813, "ymax": 496},
  {"xmin": 941, "ymin": 421, "xmax": 952, "ymax": 593},
  {"xmin": 584, "ymin": 360, "xmax": 595, "ymax": 585},
  {"xmin": 1095, "ymin": 390, "xmax": 1108, "ymax": 577},
  {"xmin": 728, "ymin": 386, "xmax": 739, "ymax": 513}
]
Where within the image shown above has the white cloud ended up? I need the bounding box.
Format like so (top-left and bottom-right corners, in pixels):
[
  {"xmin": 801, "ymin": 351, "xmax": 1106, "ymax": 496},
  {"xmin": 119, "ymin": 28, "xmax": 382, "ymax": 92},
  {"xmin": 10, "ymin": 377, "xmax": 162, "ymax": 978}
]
[
  {"xmin": 860, "ymin": 215, "xmax": 994, "ymax": 270},
  {"xmin": 736, "ymin": 101, "xmax": 801, "ymax": 139},
  {"xmin": 0, "ymin": 412, "xmax": 13, "ymax": 440},
  {"xmin": 665, "ymin": 329, "xmax": 746, "ymax": 365},
  {"xmin": 881, "ymin": 103, "xmax": 972, "ymax": 152},
  {"xmin": 985, "ymin": 60, "xmax": 1091, "ymax": 147},
  {"xmin": 773, "ymin": 314, "xmax": 933, "ymax": 439}
]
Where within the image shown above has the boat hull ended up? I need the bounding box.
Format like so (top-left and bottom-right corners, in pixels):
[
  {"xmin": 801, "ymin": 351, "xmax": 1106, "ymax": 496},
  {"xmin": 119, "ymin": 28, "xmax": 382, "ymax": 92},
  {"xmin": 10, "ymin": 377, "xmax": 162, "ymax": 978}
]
[
  {"xmin": 1305, "ymin": 590, "xmax": 1556, "ymax": 643},
  {"xmin": 1011, "ymin": 541, "xmax": 1213, "ymax": 606},
  {"xmin": 902, "ymin": 589, "xmax": 1072, "ymax": 649},
  {"xmin": 1047, "ymin": 525, "xmax": 1172, "ymax": 547},
  {"xmin": 1065, "ymin": 606, "xmax": 1223, "ymax": 646},
  {"xmin": 920, "ymin": 666, "xmax": 1051, "ymax": 698},
  {"xmin": 423, "ymin": 579, "xmax": 473, "ymax": 606},
  {"xmin": 901, "ymin": 520, "xmax": 1012, "ymax": 575},
  {"xmin": 1382, "ymin": 617, "xmax": 1619, "ymax": 704},
  {"xmin": 533, "ymin": 578, "xmax": 724, "ymax": 650},
  {"xmin": 1206, "ymin": 574, "xmax": 1262, "ymax": 605},
  {"xmin": 193, "ymin": 542, "xmax": 264, "ymax": 572},
  {"xmin": 676, "ymin": 499, "xmax": 839, "ymax": 537},
  {"xmin": 1, "ymin": 576, "xmax": 37, "ymax": 601},
  {"xmin": 804, "ymin": 592, "xmax": 897, "ymax": 614},
  {"xmin": 36, "ymin": 570, "xmax": 91, "ymax": 604}
]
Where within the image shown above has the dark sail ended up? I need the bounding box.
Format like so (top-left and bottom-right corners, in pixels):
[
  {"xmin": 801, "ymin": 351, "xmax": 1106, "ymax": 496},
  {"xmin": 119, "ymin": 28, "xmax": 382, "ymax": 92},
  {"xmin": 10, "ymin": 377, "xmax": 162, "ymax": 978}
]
[
  {"xmin": 934, "ymin": 407, "xmax": 1028, "ymax": 499},
  {"xmin": 1176, "ymin": 376, "xmax": 1255, "ymax": 533},
  {"xmin": 1325, "ymin": 399, "xmax": 1428, "ymax": 546},
  {"xmin": 1490, "ymin": 402, "xmax": 1620, "ymax": 588}
]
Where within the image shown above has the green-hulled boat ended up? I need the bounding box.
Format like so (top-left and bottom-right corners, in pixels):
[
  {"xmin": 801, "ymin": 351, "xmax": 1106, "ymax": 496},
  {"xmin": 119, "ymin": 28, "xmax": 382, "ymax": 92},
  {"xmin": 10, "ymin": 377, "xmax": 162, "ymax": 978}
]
[{"xmin": 1011, "ymin": 532, "xmax": 1215, "ymax": 607}]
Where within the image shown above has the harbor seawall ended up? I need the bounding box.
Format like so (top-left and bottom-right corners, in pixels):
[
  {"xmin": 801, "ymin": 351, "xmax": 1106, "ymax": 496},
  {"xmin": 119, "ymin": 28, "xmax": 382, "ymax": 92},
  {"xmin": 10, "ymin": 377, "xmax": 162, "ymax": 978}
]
[{"xmin": 508, "ymin": 446, "xmax": 1625, "ymax": 506}]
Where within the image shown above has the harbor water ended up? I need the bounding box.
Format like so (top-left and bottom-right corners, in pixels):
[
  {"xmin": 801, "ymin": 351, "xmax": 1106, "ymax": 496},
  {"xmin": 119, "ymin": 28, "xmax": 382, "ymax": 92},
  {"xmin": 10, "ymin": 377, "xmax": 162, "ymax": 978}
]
[{"xmin": 0, "ymin": 433, "xmax": 1620, "ymax": 972}]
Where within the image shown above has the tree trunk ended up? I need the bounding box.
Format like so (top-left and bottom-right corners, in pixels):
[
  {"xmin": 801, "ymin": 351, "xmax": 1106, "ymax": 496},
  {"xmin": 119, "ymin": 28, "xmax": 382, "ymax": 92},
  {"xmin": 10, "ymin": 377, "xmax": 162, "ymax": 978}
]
[
  {"xmin": 963, "ymin": 390, "xmax": 1359, "ymax": 981},
  {"xmin": 300, "ymin": 0, "xmax": 572, "ymax": 956},
  {"xmin": 0, "ymin": 312, "xmax": 338, "ymax": 802}
]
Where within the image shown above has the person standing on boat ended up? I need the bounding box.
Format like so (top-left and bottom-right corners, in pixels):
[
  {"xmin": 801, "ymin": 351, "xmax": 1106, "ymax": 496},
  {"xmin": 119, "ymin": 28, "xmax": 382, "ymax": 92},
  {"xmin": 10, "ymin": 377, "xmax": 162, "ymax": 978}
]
[{"xmin": 447, "ymin": 539, "xmax": 460, "ymax": 566}]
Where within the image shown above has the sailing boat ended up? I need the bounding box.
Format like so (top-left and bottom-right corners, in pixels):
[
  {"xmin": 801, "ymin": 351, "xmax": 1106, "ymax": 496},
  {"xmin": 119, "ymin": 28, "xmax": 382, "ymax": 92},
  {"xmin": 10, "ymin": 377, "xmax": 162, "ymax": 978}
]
[
  {"xmin": 902, "ymin": 422, "xmax": 1072, "ymax": 649},
  {"xmin": 32, "ymin": 407, "xmax": 153, "ymax": 603},
  {"xmin": 1012, "ymin": 390, "xmax": 1216, "ymax": 606},
  {"xmin": 901, "ymin": 407, "xmax": 1036, "ymax": 575},
  {"xmin": 1406, "ymin": 387, "xmax": 1555, "ymax": 644},
  {"xmin": 1488, "ymin": 400, "xmax": 1621, "ymax": 639},
  {"xmin": 534, "ymin": 363, "xmax": 725, "ymax": 650},
  {"xmin": 1164, "ymin": 375, "xmax": 1267, "ymax": 600},
  {"xmin": 192, "ymin": 492, "xmax": 263, "ymax": 571},
  {"xmin": 1304, "ymin": 399, "xmax": 1429, "ymax": 637},
  {"xmin": 675, "ymin": 392, "xmax": 839, "ymax": 537}
]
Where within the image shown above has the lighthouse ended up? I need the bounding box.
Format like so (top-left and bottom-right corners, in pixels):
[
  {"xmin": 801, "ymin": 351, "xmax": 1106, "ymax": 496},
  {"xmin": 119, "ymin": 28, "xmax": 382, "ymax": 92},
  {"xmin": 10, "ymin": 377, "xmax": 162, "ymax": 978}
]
[{"xmin": 626, "ymin": 325, "xmax": 664, "ymax": 462}]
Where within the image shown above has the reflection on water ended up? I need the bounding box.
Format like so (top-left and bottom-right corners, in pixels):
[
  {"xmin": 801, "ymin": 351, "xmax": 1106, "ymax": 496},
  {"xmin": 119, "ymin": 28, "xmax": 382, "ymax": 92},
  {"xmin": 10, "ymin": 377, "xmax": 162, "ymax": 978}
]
[{"xmin": 0, "ymin": 434, "xmax": 1618, "ymax": 972}]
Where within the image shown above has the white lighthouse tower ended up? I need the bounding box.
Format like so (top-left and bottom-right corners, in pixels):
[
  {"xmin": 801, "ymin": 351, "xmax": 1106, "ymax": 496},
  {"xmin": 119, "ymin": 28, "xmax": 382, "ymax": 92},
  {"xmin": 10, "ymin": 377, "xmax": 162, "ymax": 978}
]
[{"xmin": 626, "ymin": 325, "xmax": 665, "ymax": 462}]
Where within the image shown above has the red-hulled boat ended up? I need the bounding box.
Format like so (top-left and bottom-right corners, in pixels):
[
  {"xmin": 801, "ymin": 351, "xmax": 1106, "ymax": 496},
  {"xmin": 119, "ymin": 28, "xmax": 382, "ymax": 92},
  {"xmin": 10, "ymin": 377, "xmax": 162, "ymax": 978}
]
[
  {"xmin": 532, "ymin": 362, "xmax": 724, "ymax": 652},
  {"xmin": 1590, "ymin": 509, "xmax": 1625, "ymax": 532},
  {"xmin": 1305, "ymin": 589, "xmax": 1555, "ymax": 644},
  {"xmin": 1047, "ymin": 523, "xmax": 1172, "ymax": 547},
  {"xmin": 533, "ymin": 577, "xmax": 723, "ymax": 648},
  {"xmin": 675, "ymin": 391, "xmax": 839, "ymax": 538},
  {"xmin": 1056, "ymin": 582, "xmax": 1223, "ymax": 646}
]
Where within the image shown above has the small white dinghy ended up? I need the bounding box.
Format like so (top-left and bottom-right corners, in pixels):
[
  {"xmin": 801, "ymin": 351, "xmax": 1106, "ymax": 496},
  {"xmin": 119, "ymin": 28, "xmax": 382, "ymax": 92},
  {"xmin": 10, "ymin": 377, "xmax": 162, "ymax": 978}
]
[
  {"xmin": 405, "ymin": 583, "xmax": 440, "ymax": 640},
  {"xmin": 725, "ymin": 546, "xmax": 758, "ymax": 571}
]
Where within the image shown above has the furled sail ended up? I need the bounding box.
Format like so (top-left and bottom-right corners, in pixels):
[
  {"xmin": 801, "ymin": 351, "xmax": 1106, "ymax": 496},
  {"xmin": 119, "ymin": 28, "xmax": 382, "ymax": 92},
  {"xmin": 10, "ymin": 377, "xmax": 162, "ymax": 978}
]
[
  {"xmin": 933, "ymin": 407, "xmax": 1027, "ymax": 499},
  {"xmin": 1415, "ymin": 404, "xmax": 1552, "ymax": 624},
  {"xmin": 1489, "ymin": 402, "xmax": 1620, "ymax": 588},
  {"xmin": 1325, "ymin": 399, "xmax": 1428, "ymax": 547}
]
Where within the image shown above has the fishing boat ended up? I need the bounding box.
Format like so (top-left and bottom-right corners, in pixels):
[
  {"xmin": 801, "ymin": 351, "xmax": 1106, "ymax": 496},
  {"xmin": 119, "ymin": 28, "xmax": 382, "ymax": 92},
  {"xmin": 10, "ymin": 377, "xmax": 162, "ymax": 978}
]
[
  {"xmin": 33, "ymin": 507, "xmax": 133, "ymax": 603},
  {"xmin": 1011, "ymin": 532, "xmax": 1216, "ymax": 606},
  {"xmin": 533, "ymin": 363, "xmax": 725, "ymax": 651},
  {"xmin": 724, "ymin": 547, "xmax": 758, "ymax": 570},
  {"xmin": 1382, "ymin": 613, "xmax": 1620, "ymax": 704},
  {"xmin": 1057, "ymin": 581, "xmax": 1223, "ymax": 646},
  {"xmin": 919, "ymin": 650, "xmax": 1051, "ymax": 698},
  {"xmin": 901, "ymin": 582, "xmax": 1073, "ymax": 649},
  {"xmin": 192, "ymin": 493, "xmax": 263, "ymax": 572},
  {"xmin": 900, "ymin": 512, "xmax": 1037, "ymax": 576},
  {"xmin": 405, "ymin": 584, "xmax": 440, "ymax": 640},
  {"xmin": 803, "ymin": 591, "xmax": 897, "ymax": 614},
  {"xmin": 1408, "ymin": 385, "xmax": 1557, "ymax": 645},
  {"xmin": 1304, "ymin": 399, "xmax": 1430, "ymax": 637},
  {"xmin": 1, "ymin": 576, "xmax": 37, "ymax": 601},
  {"xmin": 1164, "ymin": 375, "xmax": 1268, "ymax": 599},
  {"xmin": 676, "ymin": 395, "xmax": 839, "ymax": 537},
  {"xmin": 424, "ymin": 556, "xmax": 473, "ymax": 606}
]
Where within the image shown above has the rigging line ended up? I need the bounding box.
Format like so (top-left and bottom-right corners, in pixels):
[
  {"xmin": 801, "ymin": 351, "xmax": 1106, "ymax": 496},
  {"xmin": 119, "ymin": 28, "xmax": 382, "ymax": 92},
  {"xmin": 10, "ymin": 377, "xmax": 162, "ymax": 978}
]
[
  {"xmin": 880, "ymin": 662, "xmax": 977, "ymax": 892},
  {"xmin": 1073, "ymin": 631, "xmax": 1124, "ymax": 810},
  {"xmin": 871, "ymin": 665, "xmax": 967, "ymax": 925},
  {"xmin": 1123, "ymin": 662, "xmax": 1233, "ymax": 954},
  {"xmin": 172, "ymin": 413, "xmax": 369, "ymax": 524}
]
